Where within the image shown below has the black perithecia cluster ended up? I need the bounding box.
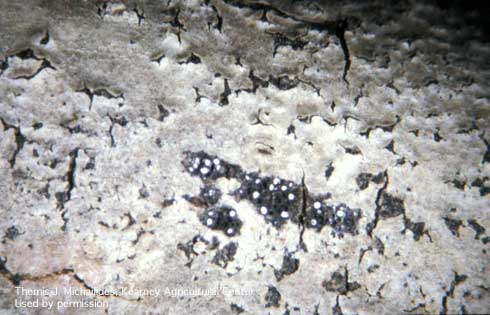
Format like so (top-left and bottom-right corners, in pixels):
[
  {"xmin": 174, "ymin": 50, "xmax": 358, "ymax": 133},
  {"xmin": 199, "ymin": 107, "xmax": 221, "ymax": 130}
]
[
  {"xmin": 305, "ymin": 200, "xmax": 361, "ymax": 236},
  {"xmin": 182, "ymin": 151, "xmax": 362, "ymax": 236},
  {"xmin": 199, "ymin": 185, "xmax": 222, "ymax": 206},
  {"xmin": 234, "ymin": 173, "xmax": 301, "ymax": 227},
  {"xmin": 182, "ymin": 151, "xmax": 243, "ymax": 180},
  {"xmin": 200, "ymin": 206, "xmax": 242, "ymax": 237}
]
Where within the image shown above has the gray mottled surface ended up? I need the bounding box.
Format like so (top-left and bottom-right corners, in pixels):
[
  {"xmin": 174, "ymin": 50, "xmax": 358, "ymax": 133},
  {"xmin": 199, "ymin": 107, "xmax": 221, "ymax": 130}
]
[{"xmin": 0, "ymin": 0, "xmax": 489, "ymax": 314}]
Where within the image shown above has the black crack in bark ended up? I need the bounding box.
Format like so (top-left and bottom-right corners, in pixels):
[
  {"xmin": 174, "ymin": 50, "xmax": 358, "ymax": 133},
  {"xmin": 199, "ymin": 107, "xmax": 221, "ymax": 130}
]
[
  {"xmin": 358, "ymin": 246, "xmax": 372, "ymax": 265},
  {"xmin": 121, "ymin": 212, "xmax": 136, "ymax": 231},
  {"xmin": 57, "ymin": 148, "xmax": 79, "ymax": 231},
  {"xmin": 274, "ymin": 250, "xmax": 300, "ymax": 281},
  {"xmin": 313, "ymin": 304, "xmax": 320, "ymax": 315},
  {"xmin": 77, "ymin": 85, "xmax": 124, "ymax": 110},
  {"xmin": 133, "ymin": 6, "xmax": 145, "ymax": 26},
  {"xmin": 151, "ymin": 52, "xmax": 166, "ymax": 64},
  {"xmin": 14, "ymin": 49, "xmax": 39, "ymax": 60},
  {"xmin": 353, "ymin": 85, "xmax": 364, "ymax": 107},
  {"xmin": 332, "ymin": 296, "xmax": 344, "ymax": 315},
  {"xmin": 0, "ymin": 256, "xmax": 75, "ymax": 286},
  {"xmin": 132, "ymin": 229, "xmax": 149, "ymax": 245},
  {"xmin": 77, "ymin": 83, "xmax": 95, "ymax": 109},
  {"xmin": 335, "ymin": 19, "xmax": 351, "ymax": 86},
  {"xmin": 269, "ymin": 32, "xmax": 308, "ymax": 57},
  {"xmin": 224, "ymin": 1, "xmax": 355, "ymax": 46},
  {"xmin": 56, "ymin": 148, "xmax": 79, "ymax": 211},
  {"xmin": 107, "ymin": 114, "xmax": 128, "ymax": 147},
  {"xmin": 194, "ymin": 87, "xmax": 205, "ymax": 103},
  {"xmin": 162, "ymin": 7, "xmax": 186, "ymax": 43},
  {"xmin": 0, "ymin": 256, "xmax": 22, "ymax": 285},
  {"xmin": 366, "ymin": 171, "xmax": 389, "ymax": 237},
  {"xmin": 297, "ymin": 174, "xmax": 308, "ymax": 252},
  {"xmin": 247, "ymin": 70, "xmax": 269, "ymax": 93},
  {"xmin": 219, "ymin": 78, "xmax": 232, "ymax": 106},
  {"xmin": 223, "ymin": 0, "xmax": 355, "ymax": 85},
  {"xmin": 60, "ymin": 210, "xmax": 69, "ymax": 231},
  {"xmin": 0, "ymin": 118, "xmax": 26, "ymax": 168},
  {"xmin": 440, "ymin": 272, "xmax": 467, "ymax": 315},
  {"xmin": 264, "ymin": 285, "xmax": 281, "ymax": 308},
  {"xmin": 480, "ymin": 133, "xmax": 490, "ymax": 164},
  {"xmin": 96, "ymin": 2, "xmax": 108, "ymax": 18},
  {"xmin": 240, "ymin": 72, "xmax": 320, "ymax": 95},
  {"xmin": 360, "ymin": 116, "xmax": 401, "ymax": 138},
  {"xmin": 385, "ymin": 139, "xmax": 396, "ymax": 154},
  {"xmin": 13, "ymin": 59, "xmax": 56, "ymax": 80},
  {"xmin": 322, "ymin": 266, "xmax": 360, "ymax": 295},
  {"xmin": 4, "ymin": 48, "xmax": 56, "ymax": 80},
  {"xmin": 209, "ymin": 5, "xmax": 223, "ymax": 32},
  {"xmin": 178, "ymin": 53, "xmax": 201, "ymax": 64},
  {"xmin": 66, "ymin": 148, "xmax": 79, "ymax": 204}
]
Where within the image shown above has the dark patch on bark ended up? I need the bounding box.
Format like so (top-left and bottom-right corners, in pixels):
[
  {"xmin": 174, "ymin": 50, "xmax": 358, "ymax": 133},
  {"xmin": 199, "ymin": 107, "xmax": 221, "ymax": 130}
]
[
  {"xmin": 471, "ymin": 177, "xmax": 490, "ymax": 196},
  {"xmin": 443, "ymin": 217, "xmax": 463, "ymax": 237},
  {"xmin": 212, "ymin": 242, "xmax": 238, "ymax": 268},
  {"xmin": 344, "ymin": 145, "xmax": 362, "ymax": 155},
  {"xmin": 322, "ymin": 267, "xmax": 360, "ymax": 295},
  {"xmin": 274, "ymin": 250, "xmax": 300, "ymax": 281},
  {"xmin": 356, "ymin": 173, "xmax": 372, "ymax": 190},
  {"xmin": 157, "ymin": 104, "xmax": 170, "ymax": 122},
  {"xmin": 402, "ymin": 216, "xmax": 427, "ymax": 241},
  {"xmin": 467, "ymin": 219, "xmax": 485, "ymax": 240},
  {"xmin": 265, "ymin": 285, "xmax": 281, "ymax": 308},
  {"xmin": 379, "ymin": 192, "xmax": 405, "ymax": 219},
  {"xmin": 230, "ymin": 303, "xmax": 244, "ymax": 314},
  {"xmin": 385, "ymin": 140, "xmax": 395, "ymax": 153},
  {"xmin": 3, "ymin": 226, "xmax": 23, "ymax": 241},
  {"xmin": 324, "ymin": 162, "xmax": 334, "ymax": 180}
]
